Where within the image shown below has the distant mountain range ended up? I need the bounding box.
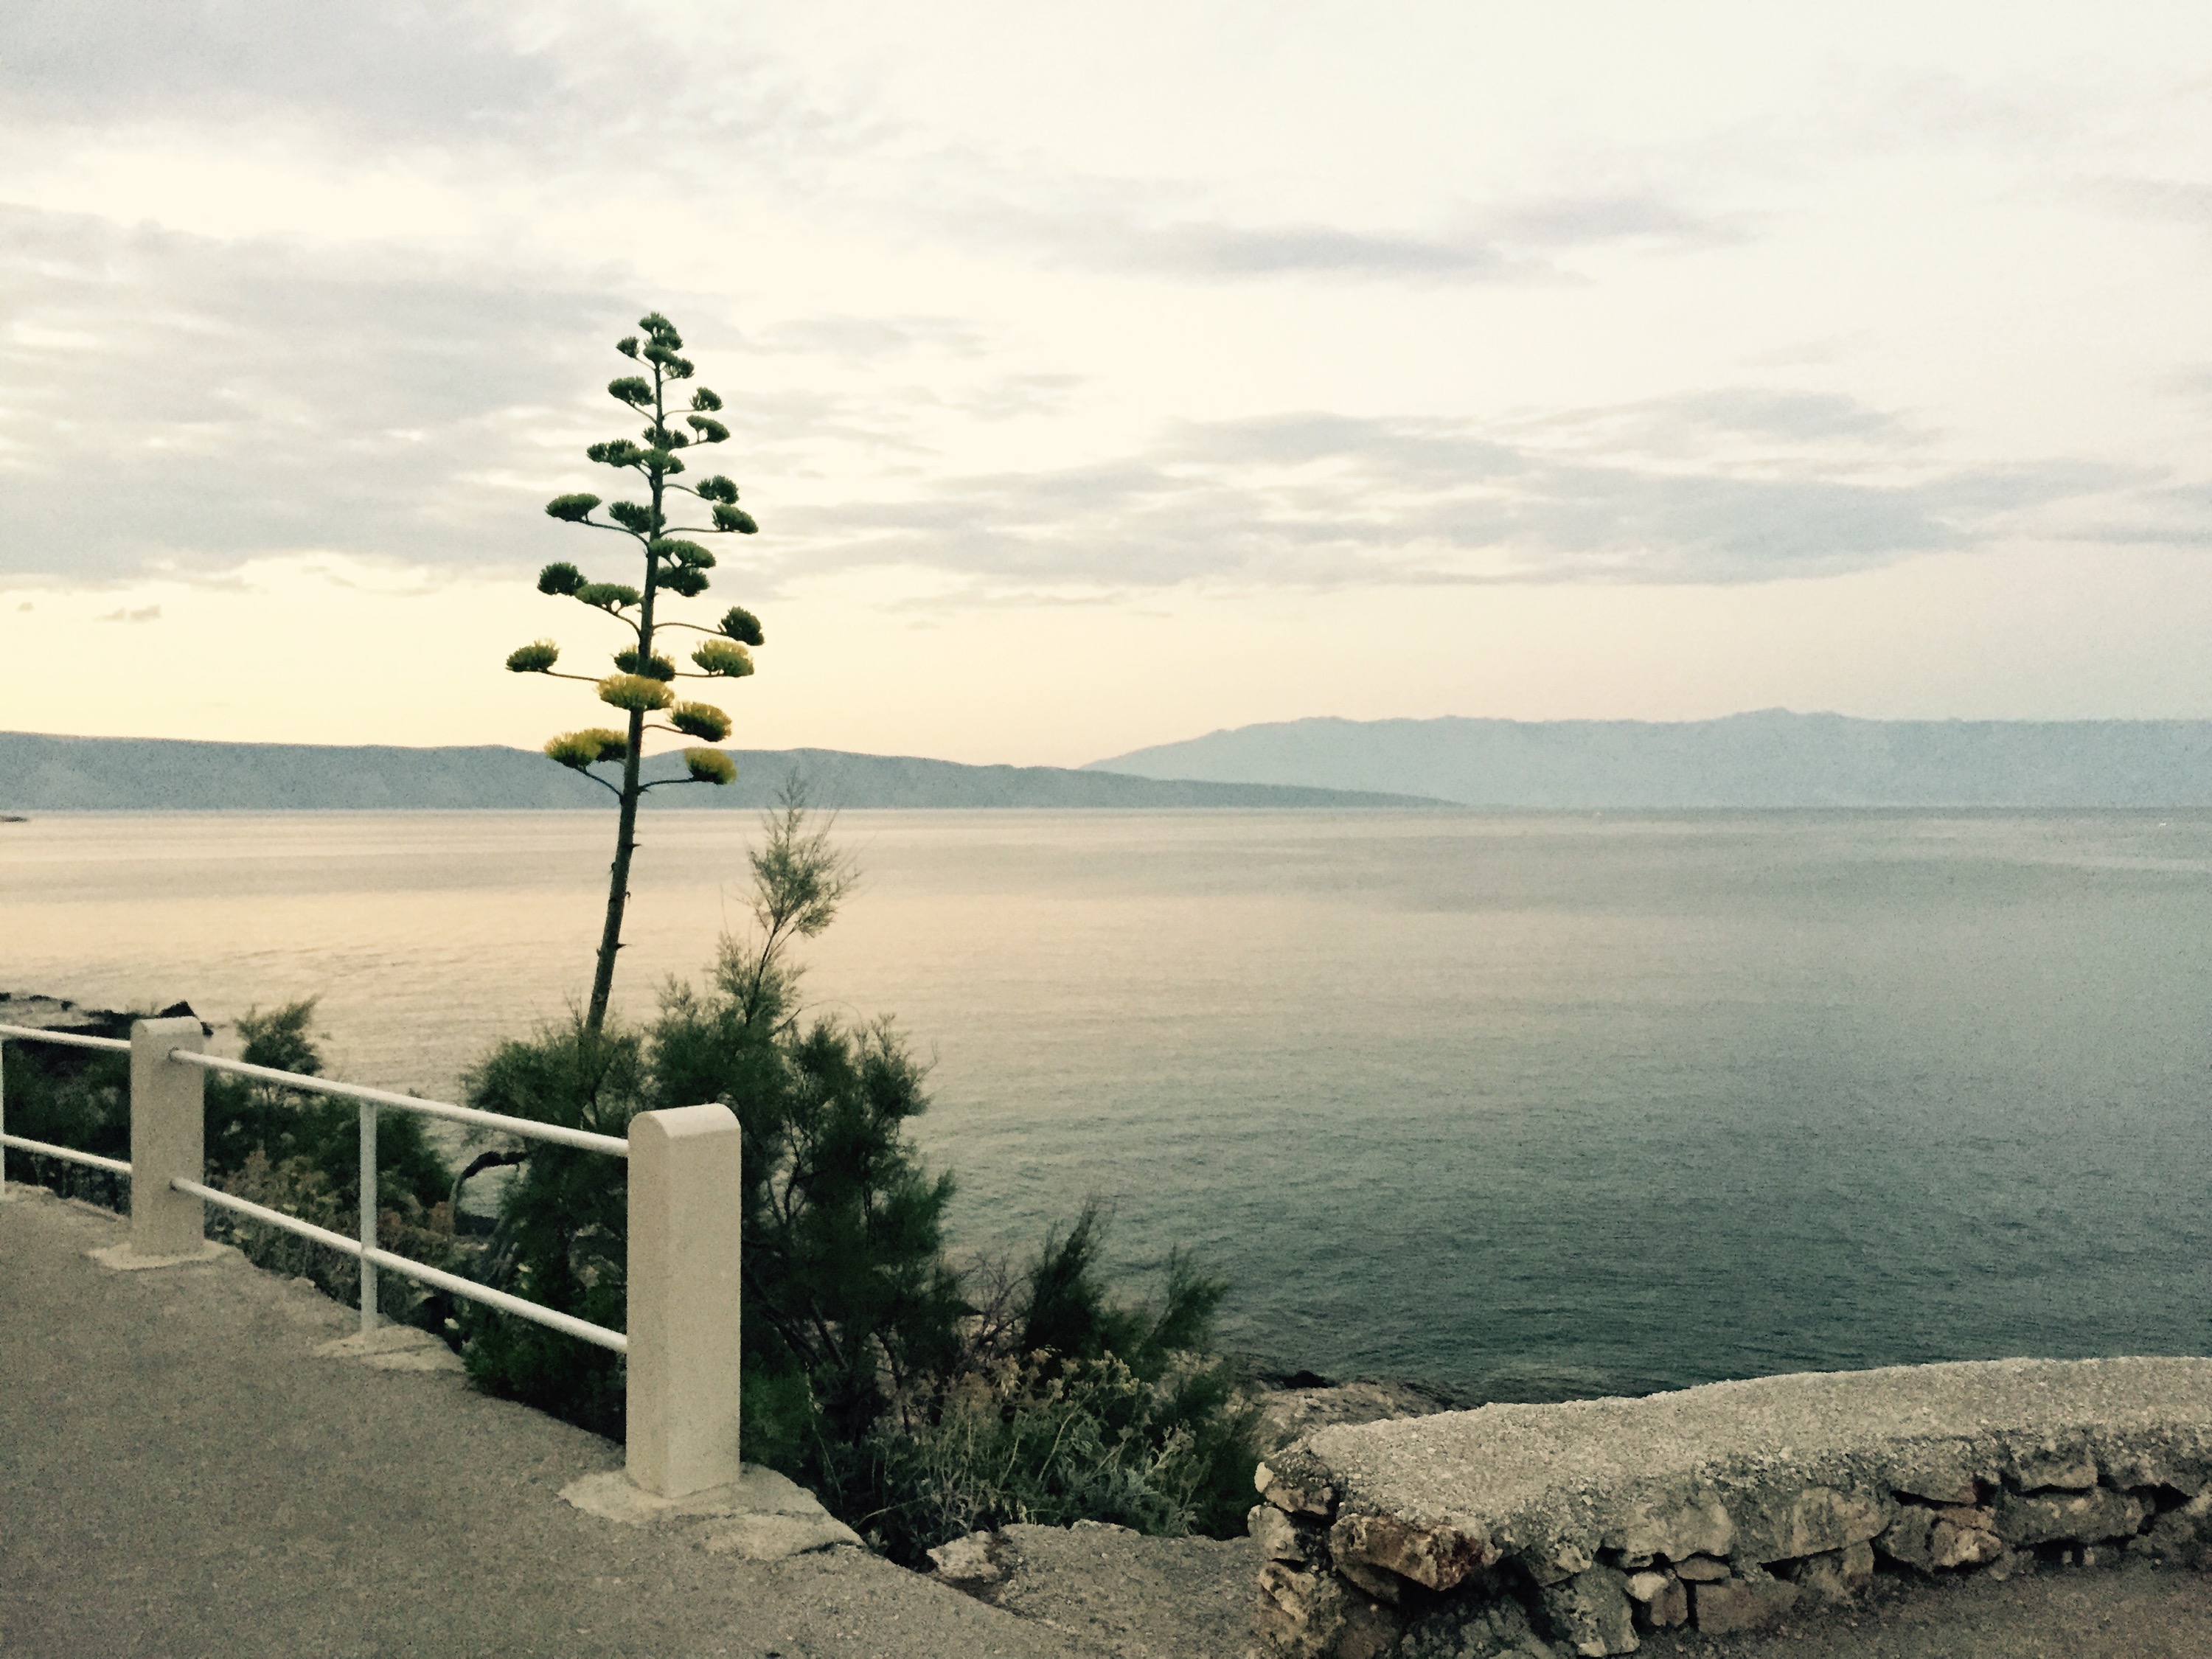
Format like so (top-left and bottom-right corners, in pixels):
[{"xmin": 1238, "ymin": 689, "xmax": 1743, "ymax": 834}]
[
  {"xmin": 1086, "ymin": 712, "xmax": 2212, "ymax": 807},
  {"xmin": 0, "ymin": 732, "xmax": 1430, "ymax": 812},
  {"xmin": 12, "ymin": 714, "xmax": 2209, "ymax": 813}
]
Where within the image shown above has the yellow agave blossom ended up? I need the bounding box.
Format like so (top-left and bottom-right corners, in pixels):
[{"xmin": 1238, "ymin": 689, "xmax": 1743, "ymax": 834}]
[
  {"xmin": 684, "ymin": 748, "xmax": 737, "ymax": 785},
  {"xmin": 597, "ymin": 672, "xmax": 674, "ymax": 712},
  {"xmin": 545, "ymin": 728, "xmax": 628, "ymax": 768},
  {"xmin": 669, "ymin": 701, "xmax": 731, "ymax": 742},
  {"xmin": 691, "ymin": 639, "xmax": 754, "ymax": 678}
]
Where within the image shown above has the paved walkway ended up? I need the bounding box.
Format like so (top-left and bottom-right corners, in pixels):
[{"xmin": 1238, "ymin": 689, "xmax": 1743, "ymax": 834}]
[
  {"xmin": 7, "ymin": 1187, "xmax": 2208, "ymax": 1659},
  {"xmin": 0, "ymin": 1189, "xmax": 1074, "ymax": 1659}
]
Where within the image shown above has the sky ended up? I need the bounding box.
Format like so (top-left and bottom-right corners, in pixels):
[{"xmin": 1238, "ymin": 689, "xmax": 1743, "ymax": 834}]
[{"xmin": 3, "ymin": 2, "xmax": 2211, "ymax": 765}]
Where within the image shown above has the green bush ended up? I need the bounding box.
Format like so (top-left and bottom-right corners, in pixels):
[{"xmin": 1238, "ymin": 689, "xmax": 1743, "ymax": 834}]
[
  {"xmin": 204, "ymin": 1000, "xmax": 449, "ymax": 1211},
  {"xmin": 0, "ymin": 1018, "xmax": 132, "ymax": 1208},
  {"xmin": 201, "ymin": 1001, "xmax": 465, "ymax": 1323},
  {"xmin": 813, "ymin": 1222, "xmax": 1265, "ymax": 1561},
  {"xmin": 459, "ymin": 801, "xmax": 1262, "ymax": 1561},
  {"xmin": 456, "ymin": 1019, "xmax": 642, "ymax": 1435}
]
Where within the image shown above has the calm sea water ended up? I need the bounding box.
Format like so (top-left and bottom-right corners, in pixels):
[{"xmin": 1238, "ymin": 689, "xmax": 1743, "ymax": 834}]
[{"xmin": 4, "ymin": 810, "xmax": 2208, "ymax": 1397}]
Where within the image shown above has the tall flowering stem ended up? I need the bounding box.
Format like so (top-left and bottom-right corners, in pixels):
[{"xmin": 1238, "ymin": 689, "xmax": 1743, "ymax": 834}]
[{"xmin": 505, "ymin": 311, "xmax": 767, "ymax": 1030}]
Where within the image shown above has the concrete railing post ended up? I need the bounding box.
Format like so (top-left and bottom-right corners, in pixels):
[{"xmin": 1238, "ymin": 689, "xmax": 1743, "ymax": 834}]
[
  {"xmin": 129, "ymin": 1017, "xmax": 208, "ymax": 1260},
  {"xmin": 0, "ymin": 1039, "xmax": 13, "ymax": 1203},
  {"xmin": 625, "ymin": 1102, "xmax": 742, "ymax": 1499}
]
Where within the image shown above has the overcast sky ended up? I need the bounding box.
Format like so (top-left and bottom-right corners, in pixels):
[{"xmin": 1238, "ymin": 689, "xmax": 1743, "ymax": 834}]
[{"xmin": 4, "ymin": 1, "xmax": 2211, "ymax": 762}]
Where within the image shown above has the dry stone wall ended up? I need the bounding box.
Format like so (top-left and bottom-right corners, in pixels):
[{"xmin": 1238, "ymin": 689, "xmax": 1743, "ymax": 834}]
[{"xmin": 1248, "ymin": 1357, "xmax": 2212, "ymax": 1659}]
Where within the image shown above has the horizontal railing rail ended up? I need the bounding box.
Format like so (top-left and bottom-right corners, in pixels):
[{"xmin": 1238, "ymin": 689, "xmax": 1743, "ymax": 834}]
[
  {"xmin": 167, "ymin": 1049, "xmax": 629, "ymax": 1157},
  {"xmin": 1, "ymin": 1013, "xmax": 742, "ymax": 1498},
  {"xmin": 0, "ymin": 1132, "xmax": 132, "ymax": 1177},
  {"xmin": 0, "ymin": 1022, "xmax": 131, "ymax": 1053},
  {"xmin": 171, "ymin": 1176, "xmax": 627, "ymax": 1352},
  {"xmin": 0, "ymin": 1025, "xmax": 135, "ymax": 1175}
]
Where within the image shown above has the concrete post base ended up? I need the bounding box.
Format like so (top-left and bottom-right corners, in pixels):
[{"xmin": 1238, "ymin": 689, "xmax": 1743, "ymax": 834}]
[{"xmin": 87, "ymin": 1240, "xmax": 233, "ymax": 1270}]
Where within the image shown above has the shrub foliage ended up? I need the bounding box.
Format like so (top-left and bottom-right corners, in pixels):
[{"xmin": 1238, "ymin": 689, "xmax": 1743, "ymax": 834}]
[{"xmin": 458, "ymin": 799, "xmax": 1262, "ymax": 1558}]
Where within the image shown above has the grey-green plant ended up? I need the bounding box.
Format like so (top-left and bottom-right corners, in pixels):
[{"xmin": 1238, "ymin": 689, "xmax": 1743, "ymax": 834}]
[{"xmin": 505, "ymin": 310, "xmax": 766, "ymax": 1029}]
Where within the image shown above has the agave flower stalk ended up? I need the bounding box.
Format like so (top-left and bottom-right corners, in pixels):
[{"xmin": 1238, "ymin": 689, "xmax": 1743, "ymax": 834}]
[{"xmin": 504, "ymin": 310, "xmax": 767, "ymax": 1029}]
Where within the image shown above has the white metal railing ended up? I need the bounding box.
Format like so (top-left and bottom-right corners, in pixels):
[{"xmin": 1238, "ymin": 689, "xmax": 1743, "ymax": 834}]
[
  {"xmin": 0, "ymin": 1015, "xmax": 745, "ymax": 1499},
  {"xmin": 0, "ymin": 1023, "xmax": 133, "ymax": 1176},
  {"xmin": 169, "ymin": 1047, "xmax": 628, "ymax": 1349}
]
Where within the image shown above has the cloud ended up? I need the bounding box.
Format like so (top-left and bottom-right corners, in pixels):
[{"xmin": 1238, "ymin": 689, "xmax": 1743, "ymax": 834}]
[
  {"xmin": 0, "ymin": 206, "xmax": 658, "ymax": 580},
  {"xmin": 749, "ymin": 314, "xmax": 991, "ymax": 361},
  {"xmin": 947, "ymin": 187, "xmax": 1736, "ymax": 285},
  {"xmin": 97, "ymin": 605, "xmax": 161, "ymax": 623},
  {"xmin": 0, "ymin": 1, "xmax": 1737, "ymax": 301},
  {"xmin": 4, "ymin": 206, "xmax": 2177, "ymax": 599},
  {"xmin": 2085, "ymin": 176, "xmax": 2212, "ymax": 230},
  {"xmin": 771, "ymin": 407, "xmax": 2171, "ymax": 592},
  {"xmin": 0, "ymin": 0, "xmax": 564, "ymax": 143}
]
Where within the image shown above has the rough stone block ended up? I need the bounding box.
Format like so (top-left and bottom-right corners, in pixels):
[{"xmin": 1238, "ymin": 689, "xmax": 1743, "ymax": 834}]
[
  {"xmin": 1694, "ymin": 1572, "xmax": 1801, "ymax": 1635},
  {"xmin": 1256, "ymin": 1513, "xmax": 1318, "ymax": 1566},
  {"xmin": 1329, "ymin": 1510, "xmax": 1491, "ymax": 1592},
  {"xmin": 1399, "ymin": 1597, "xmax": 1554, "ymax": 1659},
  {"xmin": 1670, "ymin": 1554, "xmax": 1729, "ymax": 1582},
  {"xmin": 1252, "ymin": 1503, "xmax": 1324, "ymax": 1565},
  {"xmin": 1539, "ymin": 1565, "xmax": 1637, "ymax": 1658},
  {"xmin": 1877, "ymin": 1505, "xmax": 1935, "ymax": 1571},
  {"xmin": 1789, "ymin": 1540, "xmax": 1874, "ymax": 1601},
  {"xmin": 1629, "ymin": 1573, "xmax": 1688, "ymax": 1630},
  {"xmin": 1335, "ymin": 1556, "xmax": 1405, "ymax": 1604},
  {"xmin": 2104, "ymin": 1449, "xmax": 2209, "ymax": 1496},
  {"xmin": 927, "ymin": 1530, "xmax": 1004, "ymax": 1585},
  {"xmin": 1611, "ymin": 1489, "xmax": 1735, "ymax": 1561},
  {"xmin": 559, "ymin": 1465, "xmax": 860, "ymax": 1559},
  {"xmin": 2017, "ymin": 1451, "xmax": 2097, "ymax": 1504},
  {"xmin": 1736, "ymin": 1486, "xmax": 1893, "ymax": 1565},
  {"xmin": 1932, "ymin": 1503, "xmax": 1994, "ymax": 1530},
  {"xmin": 1930, "ymin": 1520, "xmax": 2003, "ymax": 1570},
  {"xmin": 2142, "ymin": 1493, "xmax": 2212, "ymax": 1568},
  {"xmin": 1993, "ymin": 1486, "xmax": 2147, "ymax": 1547},
  {"xmin": 1523, "ymin": 1535, "xmax": 1595, "ymax": 1585},
  {"xmin": 2011, "ymin": 1447, "xmax": 2098, "ymax": 1490},
  {"xmin": 1259, "ymin": 1458, "xmax": 1340, "ymax": 1520},
  {"xmin": 1256, "ymin": 1562, "xmax": 1400, "ymax": 1659}
]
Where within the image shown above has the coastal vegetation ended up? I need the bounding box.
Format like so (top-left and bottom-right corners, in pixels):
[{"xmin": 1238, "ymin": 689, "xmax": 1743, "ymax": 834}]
[
  {"xmin": 0, "ymin": 806, "xmax": 1262, "ymax": 1562},
  {"xmin": 459, "ymin": 799, "xmax": 1262, "ymax": 1559},
  {"xmin": 505, "ymin": 310, "xmax": 767, "ymax": 1029}
]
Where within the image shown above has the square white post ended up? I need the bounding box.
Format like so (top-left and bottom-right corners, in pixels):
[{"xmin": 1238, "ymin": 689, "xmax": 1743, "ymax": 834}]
[
  {"xmin": 129, "ymin": 1016, "xmax": 208, "ymax": 1259},
  {"xmin": 0, "ymin": 1039, "xmax": 13, "ymax": 1202},
  {"xmin": 625, "ymin": 1102, "xmax": 742, "ymax": 1498},
  {"xmin": 358, "ymin": 1101, "xmax": 380, "ymax": 1333}
]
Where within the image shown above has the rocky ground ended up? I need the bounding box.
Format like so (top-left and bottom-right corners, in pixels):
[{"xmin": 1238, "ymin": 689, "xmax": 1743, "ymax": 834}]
[
  {"xmin": 921, "ymin": 1369, "xmax": 2212, "ymax": 1659},
  {"xmin": 1250, "ymin": 1373, "xmax": 1484, "ymax": 1452},
  {"xmin": 930, "ymin": 1521, "xmax": 1264, "ymax": 1658},
  {"xmin": 1636, "ymin": 1558, "xmax": 2212, "ymax": 1659},
  {"xmin": 922, "ymin": 1520, "xmax": 2212, "ymax": 1659}
]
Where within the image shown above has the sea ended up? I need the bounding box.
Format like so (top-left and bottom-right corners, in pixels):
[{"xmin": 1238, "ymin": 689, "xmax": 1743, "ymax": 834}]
[{"xmin": 4, "ymin": 808, "xmax": 2208, "ymax": 1399}]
